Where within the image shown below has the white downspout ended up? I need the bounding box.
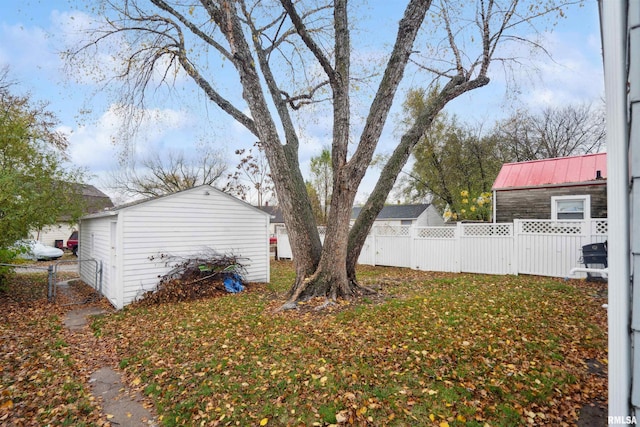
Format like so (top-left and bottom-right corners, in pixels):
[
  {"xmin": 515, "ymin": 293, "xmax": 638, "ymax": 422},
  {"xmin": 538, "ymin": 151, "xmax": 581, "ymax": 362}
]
[{"xmin": 600, "ymin": 0, "xmax": 632, "ymax": 422}]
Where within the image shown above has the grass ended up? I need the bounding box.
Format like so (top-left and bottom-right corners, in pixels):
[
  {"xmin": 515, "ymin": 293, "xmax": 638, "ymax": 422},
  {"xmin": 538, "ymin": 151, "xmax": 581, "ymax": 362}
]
[{"xmin": 0, "ymin": 261, "xmax": 607, "ymax": 426}]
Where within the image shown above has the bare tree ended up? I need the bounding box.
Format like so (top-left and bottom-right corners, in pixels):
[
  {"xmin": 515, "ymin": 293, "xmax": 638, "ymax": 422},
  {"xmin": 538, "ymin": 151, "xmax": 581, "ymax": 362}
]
[
  {"xmin": 109, "ymin": 146, "xmax": 227, "ymax": 199},
  {"xmin": 223, "ymin": 142, "xmax": 275, "ymax": 207},
  {"xmin": 65, "ymin": 0, "xmax": 574, "ymax": 307},
  {"xmin": 494, "ymin": 103, "xmax": 606, "ymax": 162}
]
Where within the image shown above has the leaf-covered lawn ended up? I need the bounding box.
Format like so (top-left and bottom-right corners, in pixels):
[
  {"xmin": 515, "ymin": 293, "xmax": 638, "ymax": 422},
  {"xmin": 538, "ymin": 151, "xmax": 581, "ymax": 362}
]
[
  {"xmin": 1, "ymin": 261, "xmax": 607, "ymax": 426},
  {"xmin": 0, "ymin": 273, "xmax": 110, "ymax": 426}
]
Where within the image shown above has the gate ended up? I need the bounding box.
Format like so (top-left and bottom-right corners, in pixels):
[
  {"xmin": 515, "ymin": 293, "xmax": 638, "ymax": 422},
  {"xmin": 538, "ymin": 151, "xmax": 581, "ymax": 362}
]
[{"xmin": 52, "ymin": 258, "xmax": 103, "ymax": 305}]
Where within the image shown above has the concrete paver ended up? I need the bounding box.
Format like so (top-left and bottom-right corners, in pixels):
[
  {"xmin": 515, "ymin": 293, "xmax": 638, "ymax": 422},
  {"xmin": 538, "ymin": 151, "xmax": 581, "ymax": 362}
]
[
  {"xmin": 63, "ymin": 306, "xmax": 109, "ymax": 331},
  {"xmin": 89, "ymin": 368, "xmax": 157, "ymax": 427},
  {"xmin": 64, "ymin": 307, "xmax": 157, "ymax": 426}
]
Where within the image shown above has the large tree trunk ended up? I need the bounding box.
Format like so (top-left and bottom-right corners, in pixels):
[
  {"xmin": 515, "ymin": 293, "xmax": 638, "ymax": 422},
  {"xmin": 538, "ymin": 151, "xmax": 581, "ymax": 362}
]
[
  {"xmin": 283, "ymin": 0, "xmax": 353, "ymax": 305},
  {"xmin": 346, "ymin": 76, "xmax": 490, "ymax": 281},
  {"xmin": 280, "ymin": 0, "xmax": 433, "ymax": 307},
  {"xmin": 216, "ymin": 0, "xmax": 323, "ymax": 282},
  {"xmin": 285, "ymin": 185, "xmax": 354, "ymax": 302}
]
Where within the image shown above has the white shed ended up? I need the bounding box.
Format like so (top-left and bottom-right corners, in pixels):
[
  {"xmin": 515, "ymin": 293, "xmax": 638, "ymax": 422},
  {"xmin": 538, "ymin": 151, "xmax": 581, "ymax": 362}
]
[{"xmin": 78, "ymin": 185, "xmax": 270, "ymax": 309}]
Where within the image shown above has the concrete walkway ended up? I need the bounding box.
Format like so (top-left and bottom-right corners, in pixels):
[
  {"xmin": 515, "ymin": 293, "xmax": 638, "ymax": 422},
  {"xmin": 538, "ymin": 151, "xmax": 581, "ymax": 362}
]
[
  {"xmin": 63, "ymin": 307, "xmax": 109, "ymax": 331},
  {"xmin": 63, "ymin": 307, "xmax": 157, "ymax": 426},
  {"xmin": 89, "ymin": 368, "xmax": 157, "ymax": 427}
]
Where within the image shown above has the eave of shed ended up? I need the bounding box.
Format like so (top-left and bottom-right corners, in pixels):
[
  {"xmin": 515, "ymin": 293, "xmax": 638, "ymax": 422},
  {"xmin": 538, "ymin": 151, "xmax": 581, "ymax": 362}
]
[
  {"xmin": 492, "ymin": 153, "xmax": 607, "ymax": 190},
  {"xmin": 81, "ymin": 185, "xmax": 270, "ymax": 220}
]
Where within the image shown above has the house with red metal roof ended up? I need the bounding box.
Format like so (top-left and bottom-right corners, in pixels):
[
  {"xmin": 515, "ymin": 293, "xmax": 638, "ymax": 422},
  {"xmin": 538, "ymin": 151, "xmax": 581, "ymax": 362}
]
[{"xmin": 491, "ymin": 153, "xmax": 607, "ymax": 222}]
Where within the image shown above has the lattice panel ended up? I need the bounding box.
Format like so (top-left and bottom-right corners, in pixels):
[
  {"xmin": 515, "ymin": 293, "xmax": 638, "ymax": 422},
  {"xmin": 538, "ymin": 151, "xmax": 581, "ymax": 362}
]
[
  {"xmin": 416, "ymin": 227, "xmax": 456, "ymax": 239},
  {"xmin": 317, "ymin": 226, "xmax": 326, "ymax": 237},
  {"xmin": 375, "ymin": 225, "xmax": 410, "ymax": 237},
  {"xmin": 463, "ymin": 224, "xmax": 512, "ymax": 237},
  {"xmin": 520, "ymin": 221, "xmax": 583, "ymax": 235},
  {"xmin": 593, "ymin": 220, "xmax": 608, "ymax": 235}
]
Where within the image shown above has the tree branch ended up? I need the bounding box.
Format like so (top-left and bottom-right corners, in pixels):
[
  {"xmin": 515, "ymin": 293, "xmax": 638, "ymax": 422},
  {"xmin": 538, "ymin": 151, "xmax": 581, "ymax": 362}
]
[{"xmin": 280, "ymin": 0, "xmax": 337, "ymax": 84}]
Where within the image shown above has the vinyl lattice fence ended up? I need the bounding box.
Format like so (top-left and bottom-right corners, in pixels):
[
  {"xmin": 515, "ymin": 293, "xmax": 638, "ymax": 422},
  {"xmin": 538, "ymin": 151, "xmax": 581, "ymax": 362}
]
[{"xmin": 276, "ymin": 219, "xmax": 608, "ymax": 278}]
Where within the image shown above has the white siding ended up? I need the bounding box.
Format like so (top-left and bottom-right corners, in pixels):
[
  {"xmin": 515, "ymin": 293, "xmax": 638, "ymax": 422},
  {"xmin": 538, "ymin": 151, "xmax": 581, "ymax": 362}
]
[
  {"xmin": 118, "ymin": 188, "xmax": 269, "ymax": 307},
  {"xmin": 79, "ymin": 186, "xmax": 269, "ymax": 309},
  {"xmin": 415, "ymin": 205, "xmax": 445, "ymax": 226},
  {"xmin": 78, "ymin": 215, "xmax": 117, "ymax": 307},
  {"xmin": 30, "ymin": 223, "xmax": 76, "ymax": 248}
]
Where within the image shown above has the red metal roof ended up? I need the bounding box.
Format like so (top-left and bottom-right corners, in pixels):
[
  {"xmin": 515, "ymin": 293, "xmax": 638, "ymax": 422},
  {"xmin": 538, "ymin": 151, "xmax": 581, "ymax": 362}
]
[{"xmin": 492, "ymin": 153, "xmax": 607, "ymax": 190}]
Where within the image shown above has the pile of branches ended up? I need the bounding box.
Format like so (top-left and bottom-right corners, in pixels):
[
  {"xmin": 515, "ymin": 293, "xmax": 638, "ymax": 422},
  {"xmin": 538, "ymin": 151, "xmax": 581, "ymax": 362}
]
[{"xmin": 136, "ymin": 250, "xmax": 248, "ymax": 306}]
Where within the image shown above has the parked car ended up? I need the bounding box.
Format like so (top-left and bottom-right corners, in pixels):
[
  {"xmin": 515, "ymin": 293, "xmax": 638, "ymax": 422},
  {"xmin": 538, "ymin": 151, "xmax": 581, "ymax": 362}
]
[
  {"xmin": 66, "ymin": 231, "xmax": 79, "ymax": 256},
  {"xmin": 14, "ymin": 240, "xmax": 64, "ymax": 261},
  {"xmin": 269, "ymin": 235, "xmax": 277, "ymax": 245}
]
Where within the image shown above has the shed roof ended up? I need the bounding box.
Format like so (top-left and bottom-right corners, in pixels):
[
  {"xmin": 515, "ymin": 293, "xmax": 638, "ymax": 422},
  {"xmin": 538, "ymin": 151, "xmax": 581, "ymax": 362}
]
[
  {"xmin": 492, "ymin": 153, "xmax": 607, "ymax": 190},
  {"xmin": 82, "ymin": 185, "xmax": 269, "ymax": 220},
  {"xmin": 351, "ymin": 204, "xmax": 430, "ymax": 220}
]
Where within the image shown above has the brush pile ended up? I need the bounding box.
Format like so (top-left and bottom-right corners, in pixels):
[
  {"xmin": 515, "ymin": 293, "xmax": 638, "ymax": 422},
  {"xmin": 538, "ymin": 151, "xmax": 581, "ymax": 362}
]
[{"xmin": 136, "ymin": 250, "xmax": 248, "ymax": 305}]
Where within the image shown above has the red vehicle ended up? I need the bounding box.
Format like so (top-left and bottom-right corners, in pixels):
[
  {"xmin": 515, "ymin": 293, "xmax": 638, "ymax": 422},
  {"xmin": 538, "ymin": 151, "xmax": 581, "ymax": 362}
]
[{"xmin": 66, "ymin": 231, "xmax": 79, "ymax": 256}]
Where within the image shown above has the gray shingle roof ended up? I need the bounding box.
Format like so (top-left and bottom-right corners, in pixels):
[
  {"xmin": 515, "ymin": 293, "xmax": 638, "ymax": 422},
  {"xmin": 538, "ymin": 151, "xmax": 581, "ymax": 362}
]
[
  {"xmin": 254, "ymin": 204, "xmax": 431, "ymax": 223},
  {"xmin": 257, "ymin": 205, "xmax": 285, "ymax": 223}
]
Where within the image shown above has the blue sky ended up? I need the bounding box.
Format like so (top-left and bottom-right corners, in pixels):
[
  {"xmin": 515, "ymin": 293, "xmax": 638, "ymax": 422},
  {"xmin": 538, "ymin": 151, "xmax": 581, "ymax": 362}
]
[{"xmin": 1, "ymin": 1, "xmax": 604, "ymax": 204}]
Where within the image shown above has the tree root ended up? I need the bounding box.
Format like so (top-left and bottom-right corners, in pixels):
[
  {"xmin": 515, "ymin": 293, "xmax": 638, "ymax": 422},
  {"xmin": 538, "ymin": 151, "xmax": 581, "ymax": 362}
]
[
  {"xmin": 349, "ymin": 278, "xmax": 378, "ymax": 295},
  {"xmin": 275, "ymin": 301, "xmax": 299, "ymax": 312},
  {"xmin": 277, "ymin": 274, "xmax": 380, "ymax": 313},
  {"xmin": 314, "ymin": 299, "xmax": 336, "ymax": 311}
]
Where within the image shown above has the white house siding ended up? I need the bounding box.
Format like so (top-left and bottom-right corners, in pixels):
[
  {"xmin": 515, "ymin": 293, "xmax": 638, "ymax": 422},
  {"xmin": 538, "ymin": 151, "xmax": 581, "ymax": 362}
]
[
  {"xmin": 78, "ymin": 215, "xmax": 118, "ymax": 307},
  {"xmin": 415, "ymin": 205, "xmax": 445, "ymax": 227},
  {"xmin": 29, "ymin": 223, "xmax": 76, "ymax": 248}
]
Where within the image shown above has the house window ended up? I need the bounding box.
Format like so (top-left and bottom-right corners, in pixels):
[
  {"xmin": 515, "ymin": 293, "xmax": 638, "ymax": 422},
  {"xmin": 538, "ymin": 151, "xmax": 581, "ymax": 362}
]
[
  {"xmin": 551, "ymin": 195, "xmax": 591, "ymax": 220},
  {"xmin": 400, "ymin": 220, "xmax": 412, "ymax": 226}
]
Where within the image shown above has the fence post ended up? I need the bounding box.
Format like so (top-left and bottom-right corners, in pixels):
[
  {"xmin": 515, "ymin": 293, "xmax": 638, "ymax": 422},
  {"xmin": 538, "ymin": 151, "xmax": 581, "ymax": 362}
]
[
  {"xmin": 511, "ymin": 220, "xmax": 519, "ymax": 275},
  {"xmin": 410, "ymin": 225, "xmax": 417, "ymax": 270},
  {"xmin": 456, "ymin": 222, "xmax": 462, "ymax": 273},
  {"xmin": 47, "ymin": 265, "xmax": 54, "ymax": 303}
]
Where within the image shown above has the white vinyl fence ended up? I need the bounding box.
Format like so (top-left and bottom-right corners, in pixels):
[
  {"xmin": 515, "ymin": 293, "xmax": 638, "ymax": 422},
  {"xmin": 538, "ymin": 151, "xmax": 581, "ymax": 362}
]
[{"xmin": 275, "ymin": 219, "xmax": 608, "ymax": 278}]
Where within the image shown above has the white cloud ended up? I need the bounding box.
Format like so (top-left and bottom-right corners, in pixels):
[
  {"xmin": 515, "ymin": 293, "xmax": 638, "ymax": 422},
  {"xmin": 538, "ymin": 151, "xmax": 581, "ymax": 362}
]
[
  {"xmin": 0, "ymin": 22, "xmax": 58, "ymax": 76},
  {"xmin": 66, "ymin": 104, "xmax": 195, "ymax": 173}
]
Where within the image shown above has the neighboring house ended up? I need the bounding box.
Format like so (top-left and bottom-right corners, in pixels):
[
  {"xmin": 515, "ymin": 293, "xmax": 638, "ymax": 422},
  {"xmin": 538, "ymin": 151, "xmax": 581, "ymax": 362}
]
[
  {"xmin": 257, "ymin": 204, "xmax": 285, "ymax": 236},
  {"xmin": 30, "ymin": 184, "xmax": 113, "ymax": 247},
  {"xmin": 351, "ymin": 204, "xmax": 445, "ymax": 227},
  {"xmin": 79, "ymin": 185, "xmax": 271, "ymax": 309},
  {"xmin": 491, "ymin": 153, "xmax": 607, "ymax": 223}
]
